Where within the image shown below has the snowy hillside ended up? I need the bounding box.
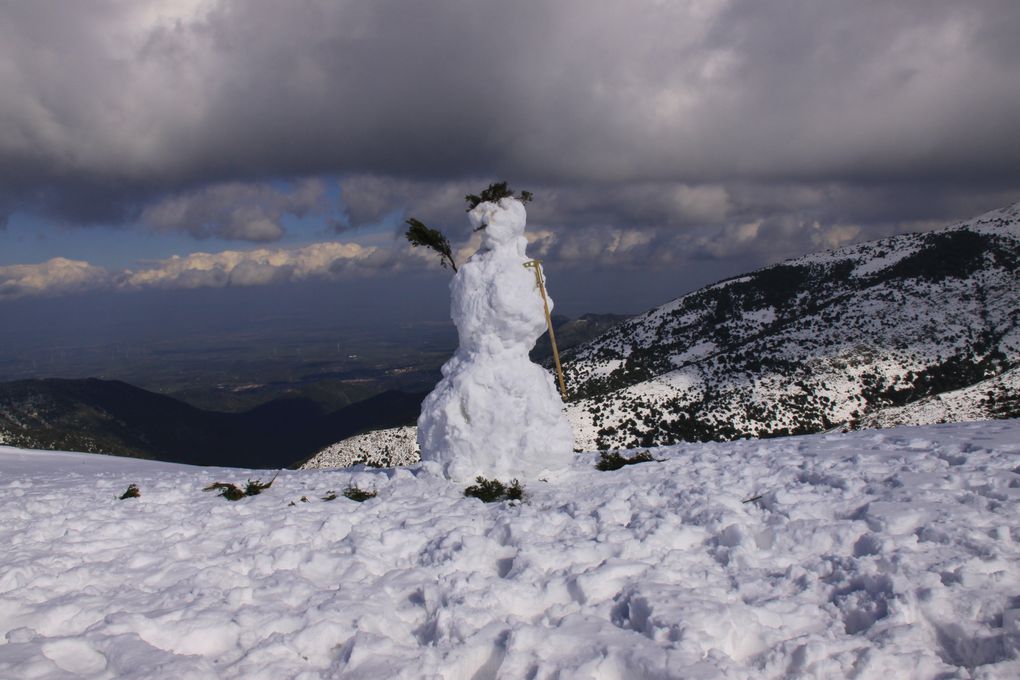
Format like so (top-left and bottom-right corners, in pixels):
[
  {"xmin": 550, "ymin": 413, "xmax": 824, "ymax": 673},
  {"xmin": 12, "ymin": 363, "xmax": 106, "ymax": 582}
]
[
  {"xmin": 857, "ymin": 366, "xmax": 1020, "ymax": 431},
  {"xmin": 3, "ymin": 420, "xmax": 1020, "ymax": 678},
  {"xmin": 563, "ymin": 202, "xmax": 1020, "ymax": 450},
  {"xmin": 300, "ymin": 425, "xmax": 419, "ymax": 469}
]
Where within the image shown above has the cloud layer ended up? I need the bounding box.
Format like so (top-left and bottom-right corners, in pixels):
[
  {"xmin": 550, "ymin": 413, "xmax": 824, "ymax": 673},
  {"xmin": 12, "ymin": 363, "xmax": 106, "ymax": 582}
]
[
  {"xmin": 0, "ymin": 240, "xmax": 424, "ymax": 300},
  {"xmin": 0, "ymin": 258, "xmax": 112, "ymax": 300},
  {"xmin": 2, "ymin": 1, "xmax": 1018, "ymax": 227},
  {"xmin": 0, "ymin": 190, "xmax": 987, "ymax": 302},
  {"xmin": 1, "ymin": 0, "xmax": 1018, "ymax": 309}
]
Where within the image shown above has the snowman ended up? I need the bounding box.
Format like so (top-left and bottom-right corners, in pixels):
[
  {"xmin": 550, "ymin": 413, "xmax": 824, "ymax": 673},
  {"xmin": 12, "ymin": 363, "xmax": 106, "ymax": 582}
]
[{"xmin": 417, "ymin": 197, "xmax": 575, "ymax": 481}]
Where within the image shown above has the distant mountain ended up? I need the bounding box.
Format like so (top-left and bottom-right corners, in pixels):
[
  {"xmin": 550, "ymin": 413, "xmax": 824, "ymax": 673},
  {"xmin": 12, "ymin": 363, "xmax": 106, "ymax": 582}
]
[
  {"xmin": 0, "ymin": 378, "xmax": 425, "ymax": 468},
  {"xmin": 562, "ymin": 202, "xmax": 1020, "ymax": 450},
  {"xmin": 0, "ymin": 309, "xmax": 624, "ymax": 469}
]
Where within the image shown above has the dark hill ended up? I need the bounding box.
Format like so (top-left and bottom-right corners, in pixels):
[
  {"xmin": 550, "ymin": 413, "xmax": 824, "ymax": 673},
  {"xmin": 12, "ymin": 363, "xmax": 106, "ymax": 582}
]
[{"xmin": 0, "ymin": 378, "xmax": 425, "ymax": 468}]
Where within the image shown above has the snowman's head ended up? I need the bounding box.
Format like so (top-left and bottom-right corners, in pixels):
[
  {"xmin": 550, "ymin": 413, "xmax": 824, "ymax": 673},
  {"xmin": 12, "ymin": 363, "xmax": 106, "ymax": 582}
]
[{"xmin": 468, "ymin": 198, "xmax": 527, "ymax": 250}]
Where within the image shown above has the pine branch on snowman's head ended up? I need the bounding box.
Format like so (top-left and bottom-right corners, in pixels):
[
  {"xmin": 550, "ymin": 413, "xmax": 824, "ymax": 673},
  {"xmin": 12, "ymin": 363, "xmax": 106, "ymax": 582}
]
[{"xmin": 465, "ymin": 181, "xmax": 533, "ymax": 231}]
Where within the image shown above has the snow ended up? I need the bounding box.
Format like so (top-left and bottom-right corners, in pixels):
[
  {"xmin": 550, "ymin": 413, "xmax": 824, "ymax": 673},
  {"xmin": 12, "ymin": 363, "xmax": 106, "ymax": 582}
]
[
  {"xmin": 301, "ymin": 426, "xmax": 419, "ymax": 469},
  {"xmin": 585, "ymin": 359, "xmax": 625, "ymax": 380},
  {"xmin": 708, "ymin": 276, "xmax": 751, "ymax": 290},
  {"xmin": 3, "ymin": 420, "xmax": 1020, "ymax": 678},
  {"xmin": 860, "ymin": 367, "xmax": 1020, "ymax": 430},
  {"xmin": 670, "ymin": 340, "xmax": 717, "ymax": 366},
  {"xmin": 417, "ymin": 197, "xmax": 574, "ymax": 482},
  {"xmin": 851, "ymin": 245, "xmax": 921, "ymax": 277},
  {"xmin": 741, "ymin": 307, "xmax": 776, "ymax": 326}
]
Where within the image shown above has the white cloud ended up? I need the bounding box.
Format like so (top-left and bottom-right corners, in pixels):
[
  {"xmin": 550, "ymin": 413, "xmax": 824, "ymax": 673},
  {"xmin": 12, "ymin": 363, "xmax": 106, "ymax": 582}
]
[
  {"xmin": 0, "ymin": 239, "xmax": 426, "ymax": 300},
  {"xmin": 121, "ymin": 241, "xmax": 389, "ymax": 290},
  {"xmin": 0, "ymin": 258, "xmax": 111, "ymax": 299}
]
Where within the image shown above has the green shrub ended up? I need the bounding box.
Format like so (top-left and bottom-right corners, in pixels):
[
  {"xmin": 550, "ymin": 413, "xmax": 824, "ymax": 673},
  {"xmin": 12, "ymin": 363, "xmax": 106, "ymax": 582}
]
[
  {"xmin": 343, "ymin": 485, "xmax": 377, "ymax": 502},
  {"xmin": 504, "ymin": 479, "xmax": 525, "ymax": 502},
  {"xmin": 119, "ymin": 484, "xmax": 140, "ymax": 500},
  {"xmin": 464, "ymin": 476, "xmax": 525, "ymax": 503},
  {"xmin": 203, "ymin": 482, "xmax": 245, "ymax": 501},
  {"xmin": 595, "ymin": 450, "xmax": 657, "ymax": 471},
  {"xmin": 203, "ymin": 472, "xmax": 278, "ymax": 501},
  {"xmin": 244, "ymin": 475, "xmax": 276, "ymax": 496}
]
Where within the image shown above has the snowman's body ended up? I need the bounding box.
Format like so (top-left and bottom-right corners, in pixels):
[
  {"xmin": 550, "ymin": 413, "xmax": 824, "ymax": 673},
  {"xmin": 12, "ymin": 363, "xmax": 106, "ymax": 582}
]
[{"xmin": 417, "ymin": 198, "xmax": 575, "ymax": 481}]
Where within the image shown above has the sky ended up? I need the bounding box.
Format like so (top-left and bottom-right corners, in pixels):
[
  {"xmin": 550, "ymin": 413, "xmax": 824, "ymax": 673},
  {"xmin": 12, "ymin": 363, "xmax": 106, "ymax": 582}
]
[{"xmin": 2, "ymin": 0, "xmax": 1020, "ymax": 336}]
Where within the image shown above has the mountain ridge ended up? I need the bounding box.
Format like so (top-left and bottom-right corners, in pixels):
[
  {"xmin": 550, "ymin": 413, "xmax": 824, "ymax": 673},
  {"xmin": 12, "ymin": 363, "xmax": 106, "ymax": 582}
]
[
  {"xmin": 562, "ymin": 201, "xmax": 1020, "ymax": 449},
  {"xmin": 0, "ymin": 378, "xmax": 425, "ymax": 468}
]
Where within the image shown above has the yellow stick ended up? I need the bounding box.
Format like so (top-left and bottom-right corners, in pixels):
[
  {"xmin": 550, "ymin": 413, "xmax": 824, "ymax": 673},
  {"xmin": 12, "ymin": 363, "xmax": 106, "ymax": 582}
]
[{"xmin": 524, "ymin": 260, "xmax": 567, "ymax": 400}]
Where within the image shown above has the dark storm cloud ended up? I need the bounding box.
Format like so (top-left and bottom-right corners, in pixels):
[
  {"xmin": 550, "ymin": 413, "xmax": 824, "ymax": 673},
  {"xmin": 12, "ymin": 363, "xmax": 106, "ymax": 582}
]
[
  {"xmin": 340, "ymin": 174, "xmax": 1020, "ymax": 266},
  {"xmin": 1, "ymin": 0, "xmax": 1019, "ymax": 244},
  {"xmin": 338, "ymin": 176, "xmax": 476, "ymax": 232},
  {"xmin": 140, "ymin": 179, "xmax": 327, "ymax": 241}
]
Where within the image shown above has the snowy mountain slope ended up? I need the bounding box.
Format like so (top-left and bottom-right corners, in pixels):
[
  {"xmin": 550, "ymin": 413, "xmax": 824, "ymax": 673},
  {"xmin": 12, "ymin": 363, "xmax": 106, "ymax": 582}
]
[
  {"xmin": 2, "ymin": 420, "xmax": 1019, "ymax": 678},
  {"xmin": 858, "ymin": 365, "xmax": 1020, "ymax": 430},
  {"xmin": 563, "ymin": 202, "xmax": 1020, "ymax": 450}
]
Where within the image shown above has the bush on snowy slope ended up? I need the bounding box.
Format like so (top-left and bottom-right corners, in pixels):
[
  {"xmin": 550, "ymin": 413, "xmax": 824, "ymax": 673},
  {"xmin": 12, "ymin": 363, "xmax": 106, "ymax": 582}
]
[
  {"xmin": 463, "ymin": 476, "xmax": 525, "ymax": 503},
  {"xmin": 342, "ymin": 484, "xmax": 377, "ymax": 502},
  {"xmin": 202, "ymin": 474, "xmax": 277, "ymax": 501},
  {"xmin": 118, "ymin": 483, "xmax": 140, "ymax": 500},
  {"xmin": 595, "ymin": 450, "xmax": 657, "ymax": 471},
  {"xmin": 858, "ymin": 365, "xmax": 1020, "ymax": 429}
]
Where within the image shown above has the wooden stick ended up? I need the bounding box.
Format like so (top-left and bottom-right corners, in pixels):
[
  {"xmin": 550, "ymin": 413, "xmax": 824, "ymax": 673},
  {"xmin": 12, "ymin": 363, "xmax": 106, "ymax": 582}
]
[{"xmin": 524, "ymin": 260, "xmax": 567, "ymax": 400}]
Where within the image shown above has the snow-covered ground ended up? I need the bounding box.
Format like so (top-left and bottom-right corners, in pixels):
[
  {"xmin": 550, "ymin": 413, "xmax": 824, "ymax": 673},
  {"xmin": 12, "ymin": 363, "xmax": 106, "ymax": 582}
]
[{"xmin": 2, "ymin": 421, "xmax": 1019, "ymax": 679}]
